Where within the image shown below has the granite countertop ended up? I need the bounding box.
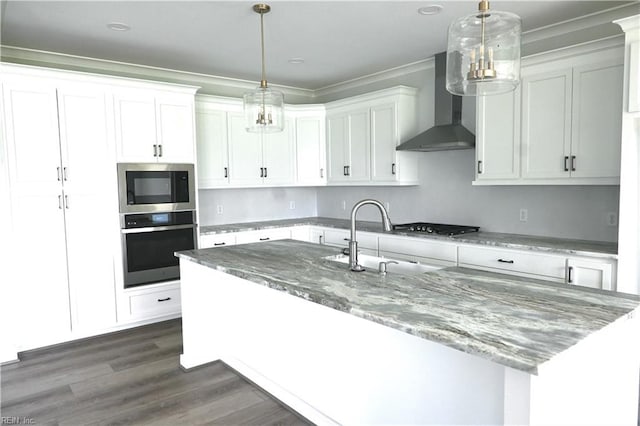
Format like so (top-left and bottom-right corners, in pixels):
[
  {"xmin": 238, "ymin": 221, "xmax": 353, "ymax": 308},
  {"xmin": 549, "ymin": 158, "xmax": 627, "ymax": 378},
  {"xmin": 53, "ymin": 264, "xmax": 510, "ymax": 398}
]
[
  {"xmin": 176, "ymin": 240, "xmax": 639, "ymax": 374},
  {"xmin": 199, "ymin": 217, "xmax": 618, "ymax": 259}
]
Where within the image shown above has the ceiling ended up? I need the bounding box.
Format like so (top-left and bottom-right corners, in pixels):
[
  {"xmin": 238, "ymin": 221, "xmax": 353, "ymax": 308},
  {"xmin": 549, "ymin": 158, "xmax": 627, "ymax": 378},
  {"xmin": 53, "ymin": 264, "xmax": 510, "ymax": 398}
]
[{"xmin": 0, "ymin": 1, "xmax": 633, "ymax": 90}]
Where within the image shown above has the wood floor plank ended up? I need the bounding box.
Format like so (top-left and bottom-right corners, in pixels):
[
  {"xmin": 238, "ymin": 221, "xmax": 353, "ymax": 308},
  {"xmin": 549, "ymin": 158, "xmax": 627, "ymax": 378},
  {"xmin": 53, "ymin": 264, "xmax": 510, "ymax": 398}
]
[{"xmin": 1, "ymin": 319, "xmax": 312, "ymax": 425}]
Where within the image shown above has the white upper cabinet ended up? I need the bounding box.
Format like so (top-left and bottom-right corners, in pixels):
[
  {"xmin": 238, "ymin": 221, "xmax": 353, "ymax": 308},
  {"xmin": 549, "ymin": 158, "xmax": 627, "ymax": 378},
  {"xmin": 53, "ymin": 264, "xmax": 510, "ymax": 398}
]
[
  {"xmin": 521, "ymin": 68, "xmax": 573, "ymax": 179},
  {"xmin": 114, "ymin": 89, "xmax": 196, "ymax": 163},
  {"xmin": 195, "ymin": 97, "xmax": 323, "ymax": 188},
  {"xmin": 326, "ymin": 86, "xmax": 418, "ymax": 186},
  {"xmin": 293, "ymin": 108, "xmax": 327, "ymax": 185},
  {"xmin": 570, "ymin": 62, "xmax": 623, "ymax": 179},
  {"xmin": 475, "ymin": 88, "xmax": 521, "ymax": 180},
  {"xmin": 196, "ymin": 101, "xmax": 230, "ymax": 187},
  {"xmin": 474, "ymin": 41, "xmax": 624, "ymax": 185}
]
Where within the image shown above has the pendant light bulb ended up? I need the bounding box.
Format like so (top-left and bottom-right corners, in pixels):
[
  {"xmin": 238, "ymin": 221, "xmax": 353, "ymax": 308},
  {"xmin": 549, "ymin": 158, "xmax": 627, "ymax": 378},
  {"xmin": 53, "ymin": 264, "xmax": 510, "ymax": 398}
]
[
  {"xmin": 243, "ymin": 3, "xmax": 285, "ymax": 133},
  {"xmin": 446, "ymin": 0, "xmax": 521, "ymax": 96}
]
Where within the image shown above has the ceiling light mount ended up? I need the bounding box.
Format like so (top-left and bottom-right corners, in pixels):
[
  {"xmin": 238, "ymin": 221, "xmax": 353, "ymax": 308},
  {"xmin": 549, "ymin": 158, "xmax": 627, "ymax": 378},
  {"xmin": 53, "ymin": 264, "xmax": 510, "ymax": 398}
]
[
  {"xmin": 417, "ymin": 5, "xmax": 443, "ymax": 16},
  {"xmin": 106, "ymin": 22, "xmax": 131, "ymax": 32},
  {"xmin": 243, "ymin": 3, "xmax": 284, "ymax": 133},
  {"xmin": 445, "ymin": 0, "xmax": 521, "ymax": 96}
]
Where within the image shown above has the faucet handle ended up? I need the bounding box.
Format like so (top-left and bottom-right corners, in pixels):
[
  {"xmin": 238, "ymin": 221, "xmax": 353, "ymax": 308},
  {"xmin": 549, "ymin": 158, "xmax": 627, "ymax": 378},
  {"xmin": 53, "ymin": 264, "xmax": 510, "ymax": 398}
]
[{"xmin": 378, "ymin": 260, "xmax": 399, "ymax": 275}]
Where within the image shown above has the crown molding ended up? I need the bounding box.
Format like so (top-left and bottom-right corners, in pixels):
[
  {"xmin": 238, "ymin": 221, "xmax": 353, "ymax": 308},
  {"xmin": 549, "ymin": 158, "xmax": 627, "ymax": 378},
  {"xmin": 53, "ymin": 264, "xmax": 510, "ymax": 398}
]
[
  {"xmin": 523, "ymin": 2, "xmax": 640, "ymax": 44},
  {"xmin": 312, "ymin": 58, "xmax": 434, "ymax": 100},
  {"xmin": 0, "ymin": 45, "xmax": 315, "ymax": 101},
  {"xmin": 614, "ymin": 14, "xmax": 640, "ymax": 33}
]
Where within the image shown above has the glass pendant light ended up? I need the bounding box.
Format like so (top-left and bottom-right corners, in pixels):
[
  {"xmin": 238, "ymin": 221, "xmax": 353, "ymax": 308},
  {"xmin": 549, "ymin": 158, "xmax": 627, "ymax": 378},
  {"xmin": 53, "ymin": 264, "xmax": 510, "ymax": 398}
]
[
  {"xmin": 243, "ymin": 3, "xmax": 285, "ymax": 133},
  {"xmin": 446, "ymin": 0, "xmax": 521, "ymax": 96}
]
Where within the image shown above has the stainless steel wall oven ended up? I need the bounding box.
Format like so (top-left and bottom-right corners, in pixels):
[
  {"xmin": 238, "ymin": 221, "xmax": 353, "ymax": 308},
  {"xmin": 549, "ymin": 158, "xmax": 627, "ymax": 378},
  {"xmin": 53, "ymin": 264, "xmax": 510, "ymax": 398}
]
[
  {"xmin": 117, "ymin": 163, "xmax": 197, "ymax": 288},
  {"xmin": 120, "ymin": 211, "xmax": 196, "ymax": 288}
]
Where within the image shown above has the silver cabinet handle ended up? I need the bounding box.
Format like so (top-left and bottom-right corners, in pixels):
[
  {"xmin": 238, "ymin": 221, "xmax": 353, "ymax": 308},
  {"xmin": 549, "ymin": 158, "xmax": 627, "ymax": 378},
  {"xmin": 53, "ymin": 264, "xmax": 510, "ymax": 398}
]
[
  {"xmin": 214, "ymin": 242, "xmax": 226, "ymax": 246},
  {"xmin": 64, "ymin": 195, "xmax": 69, "ymax": 209},
  {"xmin": 497, "ymin": 259, "xmax": 514, "ymax": 264},
  {"xmin": 567, "ymin": 266, "xmax": 574, "ymax": 283},
  {"xmin": 260, "ymin": 167, "xmax": 264, "ymax": 178},
  {"xmin": 343, "ymin": 165, "xmax": 350, "ymax": 176},
  {"xmin": 259, "ymin": 237, "xmax": 270, "ymax": 241},
  {"xmin": 157, "ymin": 297, "xmax": 171, "ymax": 302},
  {"xmin": 153, "ymin": 144, "xmax": 158, "ymax": 157},
  {"xmin": 224, "ymin": 167, "xmax": 228, "ymax": 178},
  {"xmin": 320, "ymin": 168, "xmax": 324, "ymax": 178},
  {"xmin": 158, "ymin": 144, "xmax": 163, "ymax": 157},
  {"xmin": 57, "ymin": 167, "xmax": 62, "ymax": 181},
  {"xmin": 264, "ymin": 167, "xmax": 268, "ymax": 178},
  {"xmin": 58, "ymin": 195, "xmax": 63, "ymax": 209},
  {"xmin": 391, "ymin": 163, "xmax": 396, "ymax": 175},
  {"xmin": 571, "ymin": 155, "xmax": 576, "ymax": 172},
  {"xmin": 564, "ymin": 156, "xmax": 569, "ymax": 172},
  {"xmin": 478, "ymin": 161, "xmax": 483, "ymax": 174},
  {"xmin": 63, "ymin": 167, "xmax": 68, "ymax": 181}
]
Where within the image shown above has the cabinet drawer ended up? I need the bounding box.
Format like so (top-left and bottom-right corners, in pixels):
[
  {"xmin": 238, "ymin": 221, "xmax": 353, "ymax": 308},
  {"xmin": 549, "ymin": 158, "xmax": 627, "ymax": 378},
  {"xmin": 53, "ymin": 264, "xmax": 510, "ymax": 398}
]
[
  {"xmin": 235, "ymin": 228, "xmax": 292, "ymax": 244},
  {"xmin": 458, "ymin": 245, "xmax": 566, "ymax": 280},
  {"xmin": 199, "ymin": 233, "xmax": 236, "ymax": 249},
  {"xmin": 324, "ymin": 229, "xmax": 378, "ymax": 251},
  {"xmin": 378, "ymin": 235, "xmax": 457, "ymax": 264},
  {"xmin": 128, "ymin": 287, "xmax": 181, "ymax": 317}
]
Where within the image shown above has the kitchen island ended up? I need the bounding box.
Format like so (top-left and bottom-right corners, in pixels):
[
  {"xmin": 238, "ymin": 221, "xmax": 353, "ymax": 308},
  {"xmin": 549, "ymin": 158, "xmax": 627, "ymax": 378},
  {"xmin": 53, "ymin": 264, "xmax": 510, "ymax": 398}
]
[{"xmin": 176, "ymin": 240, "xmax": 640, "ymax": 425}]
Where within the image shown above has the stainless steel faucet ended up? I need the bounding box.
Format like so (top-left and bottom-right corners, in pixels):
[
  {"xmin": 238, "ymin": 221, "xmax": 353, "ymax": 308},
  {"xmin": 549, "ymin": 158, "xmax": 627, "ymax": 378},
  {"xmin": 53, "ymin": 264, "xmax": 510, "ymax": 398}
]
[{"xmin": 349, "ymin": 199, "xmax": 392, "ymax": 271}]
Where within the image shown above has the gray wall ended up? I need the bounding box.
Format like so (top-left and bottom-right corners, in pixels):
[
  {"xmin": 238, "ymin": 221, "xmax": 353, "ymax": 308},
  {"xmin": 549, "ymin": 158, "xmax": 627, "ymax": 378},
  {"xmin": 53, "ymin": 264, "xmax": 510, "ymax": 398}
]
[{"xmin": 198, "ymin": 187, "xmax": 317, "ymax": 226}]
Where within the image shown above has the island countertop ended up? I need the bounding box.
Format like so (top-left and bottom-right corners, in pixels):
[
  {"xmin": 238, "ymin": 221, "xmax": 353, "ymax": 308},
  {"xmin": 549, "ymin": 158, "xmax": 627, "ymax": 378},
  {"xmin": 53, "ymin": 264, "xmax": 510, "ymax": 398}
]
[
  {"xmin": 176, "ymin": 239, "xmax": 639, "ymax": 374},
  {"xmin": 199, "ymin": 217, "xmax": 617, "ymax": 259}
]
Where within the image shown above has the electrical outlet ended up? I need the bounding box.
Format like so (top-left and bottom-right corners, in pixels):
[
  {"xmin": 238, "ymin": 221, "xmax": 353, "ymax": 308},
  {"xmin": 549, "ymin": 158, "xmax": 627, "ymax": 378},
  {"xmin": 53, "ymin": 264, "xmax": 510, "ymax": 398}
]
[
  {"xmin": 342, "ymin": 200, "xmax": 346, "ymax": 210},
  {"xmin": 519, "ymin": 208, "xmax": 528, "ymax": 222},
  {"xmin": 216, "ymin": 205, "xmax": 223, "ymax": 215},
  {"xmin": 606, "ymin": 212, "xmax": 618, "ymax": 227},
  {"xmin": 289, "ymin": 201, "xmax": 296, "ymax": 210}
]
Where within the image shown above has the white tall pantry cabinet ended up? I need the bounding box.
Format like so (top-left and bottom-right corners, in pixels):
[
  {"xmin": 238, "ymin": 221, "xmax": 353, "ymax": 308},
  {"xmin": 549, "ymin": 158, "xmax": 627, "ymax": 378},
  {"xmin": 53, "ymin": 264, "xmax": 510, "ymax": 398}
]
[{"xmin": 2, "ymin": 74, "xmax": 118, "ymax": 350}]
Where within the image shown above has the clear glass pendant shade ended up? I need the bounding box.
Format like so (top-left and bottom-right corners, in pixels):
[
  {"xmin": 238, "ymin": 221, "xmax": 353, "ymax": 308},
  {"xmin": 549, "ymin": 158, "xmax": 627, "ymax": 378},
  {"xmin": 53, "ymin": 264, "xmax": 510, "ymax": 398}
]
[
  {"xmin": 243, "ymin": 85, "xmax": 285, "ymax": 133},
  {"xmin": 446, "ymin": 8, "xmax": 521, "ymax": 96}
]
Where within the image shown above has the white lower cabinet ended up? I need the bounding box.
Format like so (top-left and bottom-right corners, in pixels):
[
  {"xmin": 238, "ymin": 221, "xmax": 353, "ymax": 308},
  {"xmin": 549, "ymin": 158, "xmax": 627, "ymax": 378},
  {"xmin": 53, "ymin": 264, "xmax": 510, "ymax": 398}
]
[
  {"xmin": 458, "ymin": 245, "xmax": 567, "ymax": 282},
  {"xmin": 124, "ymin": 282, "xmax": 182, "ymax": 320},
  {"xmin": 378, "ymin": 235, "xmax": 457, "ymax": 267},
  {"xmin": 235, "ymin": 228, "xmax": 292, "ymax": 245},
  {"xmin": 566, "ymin": 257, "xmax": 615, "ymax": 291},
  {"xmin": 199, "ymin": 233, "xmax": 236, "ymax": 249}
]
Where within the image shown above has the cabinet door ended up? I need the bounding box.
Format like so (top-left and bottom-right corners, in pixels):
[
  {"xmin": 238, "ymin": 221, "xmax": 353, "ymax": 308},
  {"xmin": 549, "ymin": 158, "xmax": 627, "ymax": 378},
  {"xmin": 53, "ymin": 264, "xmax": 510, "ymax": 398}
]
[
  {"xmin": 156, "ymin": 94, "xmax": 195, "ymax": 163},
  {"xmin": 296, "ymin": 116, "xmax": 326, "ymax": 185},
  {"xmin": 370, "ymin": 102, "xmax": 398, "ymax": 182},
  {"xmin": 570, "ymin": 63, "xmax": 623, "ymax": 179},
  {"xmin": 227, "ymin": 113, "xmax": 263, "ymax": 186},
  {"xmin": 263, "ymin": 118, "xmax": 295, "ymax": 185},
  {"xmin": 347, "ymin": 109, "xmax": 371, "ymax": 181},
  {"xmin": 521, "ymin": 69, "xmax": 572, "ymax": 179},
  {"xmin": 196, "ymin": 108, "xmax": 229, "ymax": 187},
  {"xmin": 57, "ymin": 85, "xmax": 118, "ymax": 331},
  {"xmin": 114, "ymin": 91, "xmax": 158, "ymax": 162},
  {"xmin": 327, "ymin": 114, "xmax": 349, "ymax": 182},
  {"xmin": 567, "ymin": 258, "xmax": 614, "ymax": 291},
  {"xmin": 476, "ymin": 88, "xmax": 521, "ymax": 180},
  {"xmin": 3, "ymin": 80, "xmax": 71, "ymax": 348}
]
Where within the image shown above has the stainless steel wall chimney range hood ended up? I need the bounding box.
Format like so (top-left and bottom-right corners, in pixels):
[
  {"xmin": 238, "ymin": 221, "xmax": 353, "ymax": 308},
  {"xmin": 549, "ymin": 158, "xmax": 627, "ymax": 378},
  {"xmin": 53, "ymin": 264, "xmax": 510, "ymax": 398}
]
[{"xmin": 396, "ymin": 52, "xmax": 475, "ymax": 152}]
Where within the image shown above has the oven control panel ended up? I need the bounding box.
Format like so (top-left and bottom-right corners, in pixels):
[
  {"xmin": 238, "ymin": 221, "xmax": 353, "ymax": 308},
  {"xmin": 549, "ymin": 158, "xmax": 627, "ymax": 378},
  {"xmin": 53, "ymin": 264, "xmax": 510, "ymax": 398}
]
[{"xmin": 122, "ymin": 210, "xmax": 195, "ymax": 229}]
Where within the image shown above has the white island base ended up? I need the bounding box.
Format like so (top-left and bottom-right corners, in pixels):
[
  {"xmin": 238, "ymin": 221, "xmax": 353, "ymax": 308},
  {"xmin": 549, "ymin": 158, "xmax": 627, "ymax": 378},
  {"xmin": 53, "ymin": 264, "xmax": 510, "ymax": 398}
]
[{"xmin": 179, "ymin": 259, "xmax": 640, "ymax": 425}]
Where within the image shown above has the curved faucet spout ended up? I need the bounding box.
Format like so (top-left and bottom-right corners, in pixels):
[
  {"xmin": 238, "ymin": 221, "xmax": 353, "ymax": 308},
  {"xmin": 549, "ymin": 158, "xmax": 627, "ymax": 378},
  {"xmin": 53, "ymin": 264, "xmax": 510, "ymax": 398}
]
[{"xmin": 349, "ymin": 199, "xmax": 393, "ymax": 272}]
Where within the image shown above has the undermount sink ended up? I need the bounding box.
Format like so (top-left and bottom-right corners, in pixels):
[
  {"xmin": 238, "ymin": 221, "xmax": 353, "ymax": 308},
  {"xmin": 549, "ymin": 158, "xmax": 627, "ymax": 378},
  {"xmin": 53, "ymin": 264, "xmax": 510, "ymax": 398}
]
[{"xmin": 325, "ymin": 253, "xmax": 442, "ymax": 275}]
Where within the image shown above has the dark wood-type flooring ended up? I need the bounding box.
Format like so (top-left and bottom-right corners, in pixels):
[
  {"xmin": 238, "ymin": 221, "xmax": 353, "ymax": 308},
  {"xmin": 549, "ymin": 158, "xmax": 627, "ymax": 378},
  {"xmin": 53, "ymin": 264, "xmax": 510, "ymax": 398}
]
[{"xmin": 0, "ymin": 319, "xmax": 312, "ymax": 425}]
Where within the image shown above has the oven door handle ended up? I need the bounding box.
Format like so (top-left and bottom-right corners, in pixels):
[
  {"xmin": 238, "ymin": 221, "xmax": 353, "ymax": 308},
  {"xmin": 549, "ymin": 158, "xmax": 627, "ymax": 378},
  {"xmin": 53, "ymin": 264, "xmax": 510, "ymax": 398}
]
[{"xmin": 121, "ymin": 224, "xmax": 197, "ymax": 234}]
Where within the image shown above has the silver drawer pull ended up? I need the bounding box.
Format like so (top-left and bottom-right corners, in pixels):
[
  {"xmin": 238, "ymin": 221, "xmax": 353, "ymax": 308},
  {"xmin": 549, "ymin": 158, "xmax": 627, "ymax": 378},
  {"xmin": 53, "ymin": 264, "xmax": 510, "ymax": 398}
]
[
  {"xmin": 214, "ymin": 242, "xmax": 226, "ymax": 246},
  {"xmin": 497, "ymin": 259, "xmax": 514, "ymax": 264},
  {"xmin": 157, "ymin": 297, "xmax": 171, "ymax": 302}
]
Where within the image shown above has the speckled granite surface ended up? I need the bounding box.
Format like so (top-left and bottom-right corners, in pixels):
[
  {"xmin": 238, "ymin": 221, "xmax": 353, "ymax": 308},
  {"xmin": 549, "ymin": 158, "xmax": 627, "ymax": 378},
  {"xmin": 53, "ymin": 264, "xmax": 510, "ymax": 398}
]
[
  {"xmin": 176, "ymin": 240, "xmax": 638, "ymax": 374},
  {"xmin": 199, "ymin": 217, "xmax": 617, "ymax": 259}
]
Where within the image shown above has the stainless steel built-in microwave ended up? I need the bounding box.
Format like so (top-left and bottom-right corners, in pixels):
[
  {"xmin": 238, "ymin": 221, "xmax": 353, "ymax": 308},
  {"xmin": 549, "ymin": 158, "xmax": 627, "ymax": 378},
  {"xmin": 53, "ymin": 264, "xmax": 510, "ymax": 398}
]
[{"xmin": 117, "ymin": 163, "xmax": 196, "ymax": 213}]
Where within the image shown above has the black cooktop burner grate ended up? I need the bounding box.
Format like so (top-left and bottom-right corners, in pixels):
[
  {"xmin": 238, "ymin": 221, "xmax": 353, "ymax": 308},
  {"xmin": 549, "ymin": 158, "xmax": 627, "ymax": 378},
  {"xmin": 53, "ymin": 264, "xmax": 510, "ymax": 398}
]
[{"xmin": 392, "ymin": 222, "xmax": 480, "ymax": 236}]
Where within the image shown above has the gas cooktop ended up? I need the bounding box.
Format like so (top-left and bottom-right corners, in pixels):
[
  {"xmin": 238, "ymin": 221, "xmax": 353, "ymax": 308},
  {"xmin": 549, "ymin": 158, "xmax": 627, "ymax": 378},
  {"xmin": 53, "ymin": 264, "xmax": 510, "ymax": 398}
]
[{"xmin": 392, "ymin": 222, "xmax": 480, "ymax": 236}]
